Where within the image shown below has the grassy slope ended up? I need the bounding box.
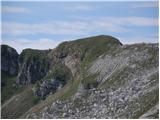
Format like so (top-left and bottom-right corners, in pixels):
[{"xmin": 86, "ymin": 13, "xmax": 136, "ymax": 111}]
[
  {"xmin": 1, "ymin": 72, "xmax": 23, "ymax": 104},
  {"xmin": 3, "ymin": 36, "xmax": 158, "ymax": 118},
  {"xmin": 57, "ymin": 35, "xmax": 121, "ymax": 65},
  {"xmin": 56, "ymin": 35, "xmax": 122, "ymax": 87},
  {"xmin": 1, "ymin": 49, "xmax": 49, "ymax": 118},
  {"xmin": 21, "ymin": 35, "xmax": 122, "ymax": 117},
  {"xmin": 1, "ymin": 85, "xmax": 39, "ymax": 119},
  {"xmin": 43, "ymin": 63, "xmax": 73, "ymax": 82},
  {"xmin": 19, "ymin": 49, "xmax": 49, "ymax": 62}
]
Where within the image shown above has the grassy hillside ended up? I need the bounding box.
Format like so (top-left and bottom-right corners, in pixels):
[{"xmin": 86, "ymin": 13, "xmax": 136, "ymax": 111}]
[
  {"xmin": 18, "ymin": 35, "xmax": 123, "ymax": 117},
  {"xmin": 1, "ymin": 85, "xmax": 39, "ymax": 119},
  {"xmin": 1, "ymin": 35, "xmax": 158, "ymax": 119},
  {"xmin": 1, "ymin": 72, "xmax": 22, "ymax": 103},
  {"xmin": 56, "ymin": 35, "xmax": 122, "ymax": 62}
]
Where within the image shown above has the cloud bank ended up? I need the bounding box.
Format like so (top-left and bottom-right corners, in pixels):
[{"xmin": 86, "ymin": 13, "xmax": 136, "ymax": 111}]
[
  {"xmin": 132, "ymin": 2, "xmax": 158, "ymax": 8},
  {"xmin": 2, "ymin": 17, "xmax": 158, "ymax": 36},
  {"xmin": 2, "ymin": 6, "xmax": 30, "ymax": 13},
  {"xmin": 1, "ymin": 38, "xmax": 65, "ymax": 53}
]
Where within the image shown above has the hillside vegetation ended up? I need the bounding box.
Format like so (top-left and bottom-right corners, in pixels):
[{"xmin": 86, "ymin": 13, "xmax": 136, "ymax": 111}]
[{"xmin": 1, "ymin": 35, "xmax": 159, "ymax": 119}]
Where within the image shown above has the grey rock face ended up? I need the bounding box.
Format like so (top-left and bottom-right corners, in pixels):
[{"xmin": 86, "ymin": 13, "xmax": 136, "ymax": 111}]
[
  {"xmin": 17, "ymin": 59, "xmax": 49, "ymax": 85},
  {"xmin": 34, "ymin": 63, "xmax": 73, "ymax": 99},
  {"xmin": 1, "ymin": 45, "xmax": 19, "ymax": 76},
  {"xmin": 35, "ymin": 79, "xmax": 63, "ymax": 99},
  {"xmin": 27, "ymin": 43, "xmax": 159, "ymax": 119},
  {"xmin": 17, "ymin": 49, "xmax": 50, "ymax": 85}
]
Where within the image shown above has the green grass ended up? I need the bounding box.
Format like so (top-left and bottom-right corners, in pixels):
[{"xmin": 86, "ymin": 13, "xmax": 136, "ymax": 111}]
[
  {"xmin": 1, "ymin": 72, "xmax": 39, "ymax": 118},
  {"xmin": 59, "ymin": 72, "xmax": 98, "ymax": 100},
  {"xmin": 1, "ymin": 85, "xmax": 38, "ymax": 119},
  {"xmin": 1, "ymin": 72, "xmax": 24, "ymax": 103},
  {"xmin": 59, "ymin": 76, "xmax": 81, "ymax": 100},
  {"xmin": 32, "ymin": 96, "xmax": 40, "ymax": 105},
  {"xmin": 57, "ymin": 35, "xmax": 122, "ymax": 67},
  {"xmin": 19, "ymin": 49, "xmax": 49, "ymax": 72},
  {"xmin": 44, "ymin": 63, "xmax": 72, "ymax": 82},
  {"xmin": 81, "ymin": 73, "xmax": 99, "ymax": 84}
]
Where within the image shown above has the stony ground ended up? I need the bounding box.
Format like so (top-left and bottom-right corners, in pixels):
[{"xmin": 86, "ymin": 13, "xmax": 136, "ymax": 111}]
[{"xmin": 26, "ymin": 43, "xmax": 159, "ymax": 119}]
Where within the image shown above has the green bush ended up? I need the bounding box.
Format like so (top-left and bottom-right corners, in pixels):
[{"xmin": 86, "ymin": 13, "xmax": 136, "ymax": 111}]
[
  {"xmin": 43, "ymin": 63, "xmax": 73, "ymax": 85},
  {"xmin": 32, "ymin": 96, "xmax": 40, "ymax": 105}
]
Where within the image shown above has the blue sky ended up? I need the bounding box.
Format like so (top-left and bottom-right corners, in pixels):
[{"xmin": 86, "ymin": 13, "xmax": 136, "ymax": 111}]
[{"xmin": 1, "ymin": 1, "xmax": 159, "ymax": 53}]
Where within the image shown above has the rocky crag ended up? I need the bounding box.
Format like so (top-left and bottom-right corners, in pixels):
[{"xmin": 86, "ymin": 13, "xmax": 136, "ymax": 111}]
[
  {"xmin": 1, "ymin": 45, "xmax": 21, "ymax": 103},
  {"xmin": 1, "ymin": 45, "xmax": 19, "ymax": 76},
  {"xmin": 1, "ymin": 35, "xmax": 159, "ymax": 119}
]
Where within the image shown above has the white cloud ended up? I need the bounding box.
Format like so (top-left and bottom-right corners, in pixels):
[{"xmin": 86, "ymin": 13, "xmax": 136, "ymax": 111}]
[
  {"xmin": 112, "ymin": 17, "xmax": 158, "ymax": 26},
  {"xmin": 2, "ymin": 16, "xmax": 158, "ymax": 36},
  {"xmin": 2, "ymin": 6, "xmax": 30, "ymax": 13},
  {"xmin": 119, "ymin": 36, "xmax": 158, "ymax": 45},
  {"xmin": 63, "ymin": 5, "xmax": 93, "ymax": 11},
  {"xmin": 132, "ymin": 2, "xmax": 158, "ymax": 8},
  {"xmin": 2, "ymin": 21, "xmax": 87, "ymax": 36},
  {"xmin": 1, "ymin": 38, "xmax": 65, "ymax": 53}
]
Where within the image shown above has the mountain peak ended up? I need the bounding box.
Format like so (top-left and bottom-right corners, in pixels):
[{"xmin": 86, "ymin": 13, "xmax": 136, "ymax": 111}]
[{"xmin": 1, "ymin": 35, "xmax": 158, "ymax": 119}]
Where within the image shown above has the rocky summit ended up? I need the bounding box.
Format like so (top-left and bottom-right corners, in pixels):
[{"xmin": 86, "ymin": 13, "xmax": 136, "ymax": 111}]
[{"xmin": 1, "ymin": 35, "xmax": 159, "ymax": 119}]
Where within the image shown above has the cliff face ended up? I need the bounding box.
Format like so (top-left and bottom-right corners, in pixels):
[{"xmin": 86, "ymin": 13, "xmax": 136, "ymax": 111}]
[
  {"xmin": 17, "ymin": 49, "xmax": 51, "ymax": 85},
  {"xmin": 1, "ymin": 45, "xmax": 19, "ymax": 88},
  {"xmin": 17, "ymin": 35, "xmax": 122, "ymax": 99},
  {"xmin": 34, "ymin": 63, "xmax": 73, "ymax": 99},
  {"xmin": 1, "ymin": 35, "xmax": 159, "ymax": 119},
  {"xmin": 1, "ymin": 45, "xmax": 21, "ymax": 104},
  {"xmin": 1, "ymin": 45, "xmax": 19, "ymax": 76}
]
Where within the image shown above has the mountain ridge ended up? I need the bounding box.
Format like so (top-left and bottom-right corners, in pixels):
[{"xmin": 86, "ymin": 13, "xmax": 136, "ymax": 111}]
[{"xmin": 1, "ymin": 35, "xmax": 159, "ymax": 119}]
